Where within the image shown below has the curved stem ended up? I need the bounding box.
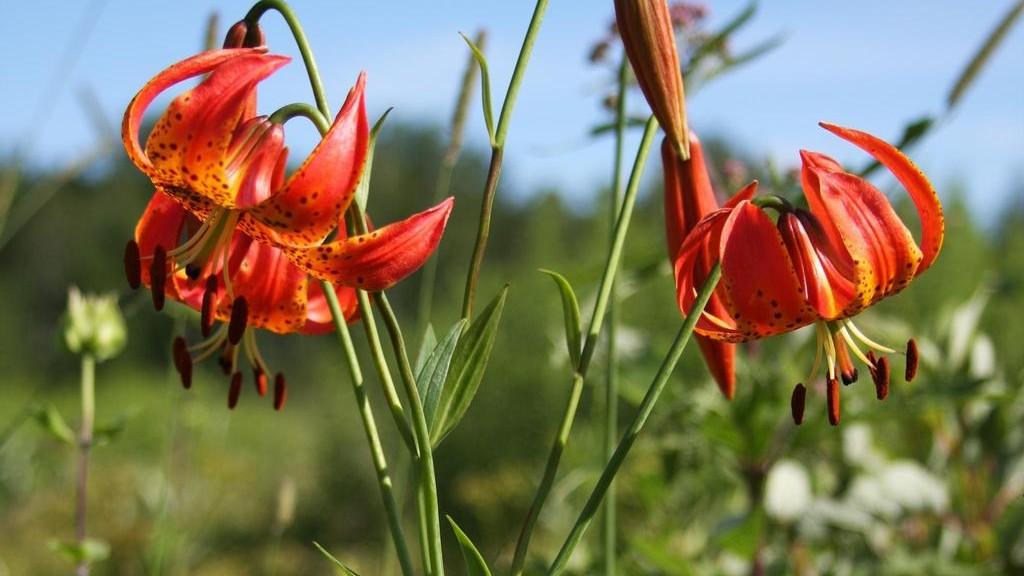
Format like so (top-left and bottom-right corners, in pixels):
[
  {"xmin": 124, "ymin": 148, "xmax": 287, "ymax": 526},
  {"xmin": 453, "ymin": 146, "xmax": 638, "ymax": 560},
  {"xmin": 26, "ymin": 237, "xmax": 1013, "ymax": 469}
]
[
  {"xmin": 509, "ymin": 116, "xmax": 659, "ymax": 576},
  {"xmin": 245, "ymin": 0, "xmax": 331, "ymax": 118},
  {"xmin": 461, "ymin": 0, "xmax": 549, "ymax": 320},
  {"xmin": 322, "ymin": 282, "xmax": 415, "ymax": 576},
  {"xmin": 601, "ymin": 55, "xmax": 630, "ymax": 576},
  {"xmin": 547, "ymin": 265, "xmax": 723, "ymax": 576},
  {"xmin": 268, "ymin": 102, "xmax": 329, "ymax": 133}
]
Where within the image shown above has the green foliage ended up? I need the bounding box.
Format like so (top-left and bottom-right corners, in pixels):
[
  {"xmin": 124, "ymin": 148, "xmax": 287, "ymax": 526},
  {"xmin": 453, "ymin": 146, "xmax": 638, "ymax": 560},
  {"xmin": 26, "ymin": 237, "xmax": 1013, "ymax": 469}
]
[
  {"xmin": 540, "ymin": 269, "xmax": 582, "ymax": 369},
  {"xmin": 448, "ymin": 516, "xmax": 494, "ymax": 576}
]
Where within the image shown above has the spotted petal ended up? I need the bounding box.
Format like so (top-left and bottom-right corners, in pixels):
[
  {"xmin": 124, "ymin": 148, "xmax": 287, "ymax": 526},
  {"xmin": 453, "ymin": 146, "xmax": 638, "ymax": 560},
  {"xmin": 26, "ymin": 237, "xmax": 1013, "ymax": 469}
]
[{"xmin": 285, "ymin": 197, "xmax": 453, "ymax": 291}]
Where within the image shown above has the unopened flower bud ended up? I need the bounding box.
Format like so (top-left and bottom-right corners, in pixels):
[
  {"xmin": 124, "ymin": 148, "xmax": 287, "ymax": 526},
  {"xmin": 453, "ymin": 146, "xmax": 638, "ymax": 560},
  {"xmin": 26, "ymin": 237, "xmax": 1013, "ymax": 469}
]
[
  {"xmin": 615, "ymin": 0, "xmax": 690, "ymax": 159},
  {"xmin": 223, "ymin": 20, "xmax": 265, "ymax": 49},
  {"xmin": 63, "ymin": 287, "xmax": 127, "ymax": 362}
]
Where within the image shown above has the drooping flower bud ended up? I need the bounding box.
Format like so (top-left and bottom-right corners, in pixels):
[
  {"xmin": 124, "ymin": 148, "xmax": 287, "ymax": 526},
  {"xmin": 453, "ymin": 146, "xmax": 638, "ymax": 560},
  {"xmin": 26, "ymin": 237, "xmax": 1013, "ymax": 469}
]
[
  {"xmin": 614, "ymin": 0, "xmax": 690, "ymax": 159},
  {"xmin": 223, "ymin": 20, "xmax": 265, "ymax": 49}
]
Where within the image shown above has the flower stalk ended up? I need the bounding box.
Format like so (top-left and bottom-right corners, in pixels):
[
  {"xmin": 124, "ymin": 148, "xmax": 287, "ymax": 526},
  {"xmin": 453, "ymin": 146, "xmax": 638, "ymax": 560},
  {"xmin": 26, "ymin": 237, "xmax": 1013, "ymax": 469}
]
[
  {"xmin": 75, "ymin": 353, "xmax": 95, "ymax": 576},
  {"xmin": 509, "ymin": 115, "xmax": 659, "ymax": 576},
  {"xmin": 547, "ymin": 264, "xmax": 723, "ymax": 576}
]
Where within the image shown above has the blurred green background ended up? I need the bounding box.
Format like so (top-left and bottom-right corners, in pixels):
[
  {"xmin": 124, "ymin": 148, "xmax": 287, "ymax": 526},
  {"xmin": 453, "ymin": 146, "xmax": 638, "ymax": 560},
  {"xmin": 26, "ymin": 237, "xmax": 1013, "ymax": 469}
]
[{"xmin": 2, "ymin": 2, "xmax": 1024, "ymax": 575}]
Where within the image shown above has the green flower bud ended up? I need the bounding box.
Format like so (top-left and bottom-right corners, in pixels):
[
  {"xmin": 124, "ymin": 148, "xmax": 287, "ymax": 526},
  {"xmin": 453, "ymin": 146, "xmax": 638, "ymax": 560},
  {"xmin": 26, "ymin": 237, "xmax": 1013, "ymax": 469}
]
[{"xmin": 63, "ymin": 287, "xmax": 127, "ymax": 362}]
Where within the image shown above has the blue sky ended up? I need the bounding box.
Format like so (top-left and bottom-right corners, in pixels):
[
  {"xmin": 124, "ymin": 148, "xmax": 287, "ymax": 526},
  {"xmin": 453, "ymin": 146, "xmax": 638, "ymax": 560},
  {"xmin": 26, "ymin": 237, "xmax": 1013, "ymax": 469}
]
[{"xmin": 2, "ymin": 1, "xmax": 1022, "ymax": 221}]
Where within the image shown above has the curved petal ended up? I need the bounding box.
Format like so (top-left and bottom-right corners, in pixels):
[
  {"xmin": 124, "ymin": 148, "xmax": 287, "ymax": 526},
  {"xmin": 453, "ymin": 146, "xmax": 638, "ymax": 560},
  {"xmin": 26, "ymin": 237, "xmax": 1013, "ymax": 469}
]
[
  {"xmin": 778, "ymin": 210, "xmax": 857, "ymax": 319},
  {"xmin": 215, "ymin": 239, "xmax": 310, "ymax": 334},
  {"xmin": 134, "ymin": 190, "xmax": 190, "ymax": 301},
  {"xmin": 662, "ymin": 134, "xmax": 719, "ymax": 260},
  {"xmin": 145, "ymin": 53, "xmax": 289, "ymax": 206},
  {"xmin": 819, "ymin": 122, "xmax": 944, "ymax": 272},
  {"xmin": 674, "ymin": 208, "xmax": 743, "ymax": 341},
  {"xmin": 122, "ymin": 48, "xmax": 268, "ymax": 177},
  {"xmin": 246, "ymin": 73, "xmax": 369, "ymax": 247},
  {"xmin": 303, "ymin": 282, "xmax": 360, "ymax": 335},
  {"xmin": 716, "ymin": 202, "xmax": 817, "ymax": 340},
  {"xmin": 285, "ymin": 197, "xmax": 453, "ymax": 291}
]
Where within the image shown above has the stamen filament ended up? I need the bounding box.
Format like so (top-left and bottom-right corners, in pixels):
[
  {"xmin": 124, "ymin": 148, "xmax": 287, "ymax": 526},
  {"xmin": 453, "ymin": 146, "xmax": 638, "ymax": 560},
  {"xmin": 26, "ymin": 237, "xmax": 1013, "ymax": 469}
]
[
  {"xmin": 842, "ymin": 319, "xmax": 897, "ymax": 355},
  {"xmin": 819, "ymin": 323, "xmax": 837, "ymax": 380},
  {"xmin": 838, "ymin": 326, "xmax": 873, "ymax": 366},
  {"xmin": 804, "ymin": 324, "xmax": 824, "ymax": 384}
]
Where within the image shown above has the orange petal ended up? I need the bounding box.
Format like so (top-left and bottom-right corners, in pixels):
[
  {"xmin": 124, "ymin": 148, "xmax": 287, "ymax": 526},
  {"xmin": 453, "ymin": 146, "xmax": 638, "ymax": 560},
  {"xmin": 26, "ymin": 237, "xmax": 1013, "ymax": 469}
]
[
  {"xmin": 246, "ymin": 73, "xmax": 369, "ymax": 248},
  {"xmin": 303, "ymin": 282, "xmax": 360, "ymax": 335},
  {"xmin": 716, "ymin": 202, "xmax": 817, "ymax": 339},
  {"xmin": 285, "ymin": 197, "xmax": 454, "ymax": 291},
  {"xmin": 673, "ymin": 208, "xmax": 743, "ymax": 341},
  {"xmin": 217, "ymin": 238, "xmax": 310, "ymax": 334},
  {"xmin": 134, "ymin": 191, "xmax": 190, "ymax": 300},
  {"xmin": 697, "ymin": 337, "xmax": 736, "ymax": 399},
  {"xmin": 778, "ymin": 210, "xmax": 857, "ymax": 319},
  {"xmin": 819, "ymin": 122, "xmax": 944, "ymax": 272},
  {"xmin": 662, "ymin": 134, "xmax": 720, "ymax": 260},
  {"xmin": 122, "ymin": 48, "xmax": 269, "ymax": 177}
]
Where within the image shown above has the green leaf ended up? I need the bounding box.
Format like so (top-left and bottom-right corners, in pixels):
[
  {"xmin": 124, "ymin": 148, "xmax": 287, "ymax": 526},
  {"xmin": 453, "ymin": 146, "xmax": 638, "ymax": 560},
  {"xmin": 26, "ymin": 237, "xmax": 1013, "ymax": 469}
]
[
  {"xmin": 459, "ymin": 32, "xmax": 495, "ymax": 145},
  {"xmin": 713, "ymin": 510, "xmax": 765, "ymax": 557},
  {"xmin": 688, "ymin": 1, "xmax": 758, "ymax": 68},
  {"xmin": 354, "ymin": 108, "xmax": 392, "ymax": 211},
  {"xmin": 34, "ymin": 404, "xmax": 75, "ymax": 444},
  {"xmin": 431, "ymin": 286, "xmax": 509, "ymax": 446},
  {"xmin": 539, "ymin": 269, "xmax": 582, "ymax": 368},
  {"xmin": 447, "ymin": 516, "xmax": 493, "ymax": 576},
  {"xmin": 313, "ymin": 541, "xmax": 361, "ymax": 575},
  {"xmin": 92, "ymin": 415, "xmax": 128, "ymax": 447},
  {"xmin": 48, "ymin": 538, "xmax": 109, "ymax": 565},
  {"xmin": 419, "ymin": 319, "xmax": 467, "ymax": 429},
  {"xmin": 414, "ymin": 323, "xmax": 438, "ymax": 378},
  {"xmin": 947, "ymin": 0, "xmax": 1024, "ymax": 109}
]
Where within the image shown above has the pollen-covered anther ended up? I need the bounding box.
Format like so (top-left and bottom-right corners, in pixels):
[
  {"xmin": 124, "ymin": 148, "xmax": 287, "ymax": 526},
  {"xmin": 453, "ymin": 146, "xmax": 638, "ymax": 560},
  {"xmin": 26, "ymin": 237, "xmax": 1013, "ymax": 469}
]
[
  {"xmin": 873, "ymin": 356, "xmax": 891, "ymax": 400},
  {"xmin": 124, "ymin": 240, "xmax": 141, "ymax": 289},
  {"xmin": 827, "ymin": 377, "xmax": 840, "ymax": 426},
  {"xmin": 228, "ymin": 371, "xmax": 243, "ymax": 409},
  {"xmin": 791, "ymin": 383, "xmax": 806, "ymax": 425},
  {"xmin": 150, "ymin": 245, "xmax": 167, "ymax": 310},
  {"xmin": 228, "ymin": 297, "xmax": 249, "ymax": 345},
  {"xmin": 172, "ymin": 336, "xmax": 193, "ymax": 389},
  {"xmin": 253, "ymin": 366, "xmax": 268, "ymax": 396},
  {"xmin": 273, "ymin": 373, "xmax": 287, "ymax": 411},
  {"xmin": 905, "ymin": 339, "xmax": 919, "ymax": 382},
  {"xmin": 201, "ymin": 276, "xmax": 218, "ymax": 337}
]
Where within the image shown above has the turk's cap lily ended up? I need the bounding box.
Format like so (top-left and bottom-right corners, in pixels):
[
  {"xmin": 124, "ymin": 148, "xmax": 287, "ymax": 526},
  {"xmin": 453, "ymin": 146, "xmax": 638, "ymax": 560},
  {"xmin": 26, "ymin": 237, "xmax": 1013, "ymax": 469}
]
[
  {"xmin": 615, "ymin": 0, "xmax": 690, "ymax": 159},
  {"xmin": 673, "ymin": 123, "xmax": 943, "ymax": 423}
]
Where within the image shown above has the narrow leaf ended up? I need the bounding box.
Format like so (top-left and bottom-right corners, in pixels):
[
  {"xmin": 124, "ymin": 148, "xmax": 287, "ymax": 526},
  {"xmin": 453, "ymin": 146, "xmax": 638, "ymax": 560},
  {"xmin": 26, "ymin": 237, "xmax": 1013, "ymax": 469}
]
[
  {"xmin": 414, "ymin": 323, "xmax": 438, "ymax": 381},
  {"xmin": 947, "ymin": 0, "xmax": 1024, "ymax": 109},
  {"xmin": 688, "ymin": 1, "xmax": 758, "ymax": 68},
  {"xmin": 313, "ymin": 541, "xmax": 361, "ymax": 575},
  {"xmin": 539, "ymin": 269, "xmax": 582, "ymax": 368},
  {"xmin": 48, "ymin": 538, "xmax": 110, "ymax": 565},
  {"xmin": 419, "ymin": 319, "xmax": 467, "ymax": 429},
  {"xmin": 34, "ymin": 404, "xmax": 75, "ymax": 444},
  {"xmin": 447, "ymin": 516, "xmax": 493, "ymax": 576},
  {"xmin": 460, "ymin": 32, "xmax": 496, "ymax": 145},
  {"xmin": 354, "ymin": 108, "xmax": 392, "ymax": 211},
  {"xmin": 432, "ymin": 286, "xmax": 509, "ymax": 446}
]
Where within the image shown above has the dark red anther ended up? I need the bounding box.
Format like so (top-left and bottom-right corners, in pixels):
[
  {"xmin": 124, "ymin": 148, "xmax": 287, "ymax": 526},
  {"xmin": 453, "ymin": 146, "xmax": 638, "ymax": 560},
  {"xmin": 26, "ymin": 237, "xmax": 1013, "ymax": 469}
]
[
  {"xmin": 836, "ymin": 339, "xmax": 858, "ymax": 385},
  {"xmin": 150, "ymin": 245, "xmax": 167, "ymax": 311},
  {"xmin": 228, "ymin": 297, "xmax": 248, "ymax": 345},
  {"xmin": 185, "ymin": 263, "xmax": 202, "ymax": 280},
  {"xmin": 273, "ymin": 373, "xmax": 287, "ymax": 411},
  {"xmin": 172, "ymin": 336, "xmax": 192, "ymax": 389},
  {"xmin": 201, "ymin": 275, "xmax": 218, "ymax": 337},
  {"xmin": 228, "ymin": 372, "xmax": 243, "ymax": 409},
  {"xmin": 124, "ymin": 240, "xmax": 141, "ymax": 289},
  {"xmin": 253, "ymin": 367, "xmax": 268, "ymax": 396},
  {"xmin": 905, "ymin": 339, "xmax": 919, "ymax": 382},
  {"xmin": 790, "ymin": 383, "xmax": 806, "ymax": 425},
  {"xmin": 841, "ymin": 366, "xmax": 858, "ymax": 386},
  {"xmin": 223, "ymin": 20, "xmax": 265, "ymax": 48},
  {"xmin": 874, "ymin": 356, "xmax": 891, "ymax": 400},
  {"xmin": 827, "ymin": 377, "xmax": 840, "ymax": 426}
]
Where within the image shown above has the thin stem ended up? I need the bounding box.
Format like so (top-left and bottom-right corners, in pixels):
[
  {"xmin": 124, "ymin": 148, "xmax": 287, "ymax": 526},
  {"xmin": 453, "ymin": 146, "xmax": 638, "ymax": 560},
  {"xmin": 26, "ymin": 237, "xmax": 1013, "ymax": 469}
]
[
  {"xmin": 461, "ymin": 0, "xmax": 550, "ymax": 320},
  {"xmin": 371, "ymin": 291, "xmax": 445, "ymax": 576},
  {"xmin": 75, "ymin": 353, "xmax": 95, "ymax": 576},
  {"xmin": 509, "ymin": 116, "xmax": 659, "ymax": 576},
  {"xmin": 321, "ymin": 281, "xmax": 415, "ymax": 576},
  {"xmin": 268, "ymin": 102, "xmax": 329, "ymax": 132},
  {"xmin": 547, "ymin": 265, "xmax": 723, "ymax": 576},
  {"xmin": 601, "ymin": 55, "xmax": 630, "ymax": 576},
  {"xmin": 417, "ymin": 29, "xmax": 485, "ymax": 335},
  {"xmin": 245, "ymin": 0, "xmax": 331, "ymax": 118}
]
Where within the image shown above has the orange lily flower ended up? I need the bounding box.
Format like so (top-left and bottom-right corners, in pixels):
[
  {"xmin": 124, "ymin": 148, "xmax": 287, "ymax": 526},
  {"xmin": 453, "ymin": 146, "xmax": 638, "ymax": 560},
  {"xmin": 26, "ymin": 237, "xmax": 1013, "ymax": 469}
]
[
  {"xmin": 673, "ymin": 123, "xmax": 943, "ymax": 424},
  {"xmin": 121, "ymin": 46, "xmax": 453, "ymax": 407}
]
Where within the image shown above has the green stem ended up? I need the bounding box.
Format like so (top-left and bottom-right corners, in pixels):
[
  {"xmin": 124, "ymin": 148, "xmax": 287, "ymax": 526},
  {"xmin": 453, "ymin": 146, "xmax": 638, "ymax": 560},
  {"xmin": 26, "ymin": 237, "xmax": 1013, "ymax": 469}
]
[
  {"xmin": 322, "ymin": 282, "xmax": 415, "ymax": 576},
  {"xmin": 245, "ymin": 0, "xmax": 331, "ymax": 118},
  {"xmin": 601, "ymin": 55, "xmax": 630, "ymax": 576},
  {"xmin": 372, "ymin": 291, "xmax": 445, "ymax": 576},
  {"xmin": 75, "ymin": 353, "xmax": 95, "ymax": 576},
  {"xmin": 547, "ymin": 265, "xmax": 723, "ymax": 576},
  {"xmin": 461, "ymin": 0, "xmax": 549, "ymax": 320},
  {"xmin": 417, "ymin": 29, "xmax": 485, "ymax": 336},
  {"xmin": 509, "ymin": 116, "xmax": 659, "ymax": 576}
]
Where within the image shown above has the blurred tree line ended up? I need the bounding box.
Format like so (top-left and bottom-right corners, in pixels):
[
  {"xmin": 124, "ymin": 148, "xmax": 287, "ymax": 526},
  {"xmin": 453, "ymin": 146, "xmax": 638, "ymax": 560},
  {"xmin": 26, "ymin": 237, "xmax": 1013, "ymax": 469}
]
[{"xmin": 0, "ymin": 117, "xmax": 1022, "ymax": 574}]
